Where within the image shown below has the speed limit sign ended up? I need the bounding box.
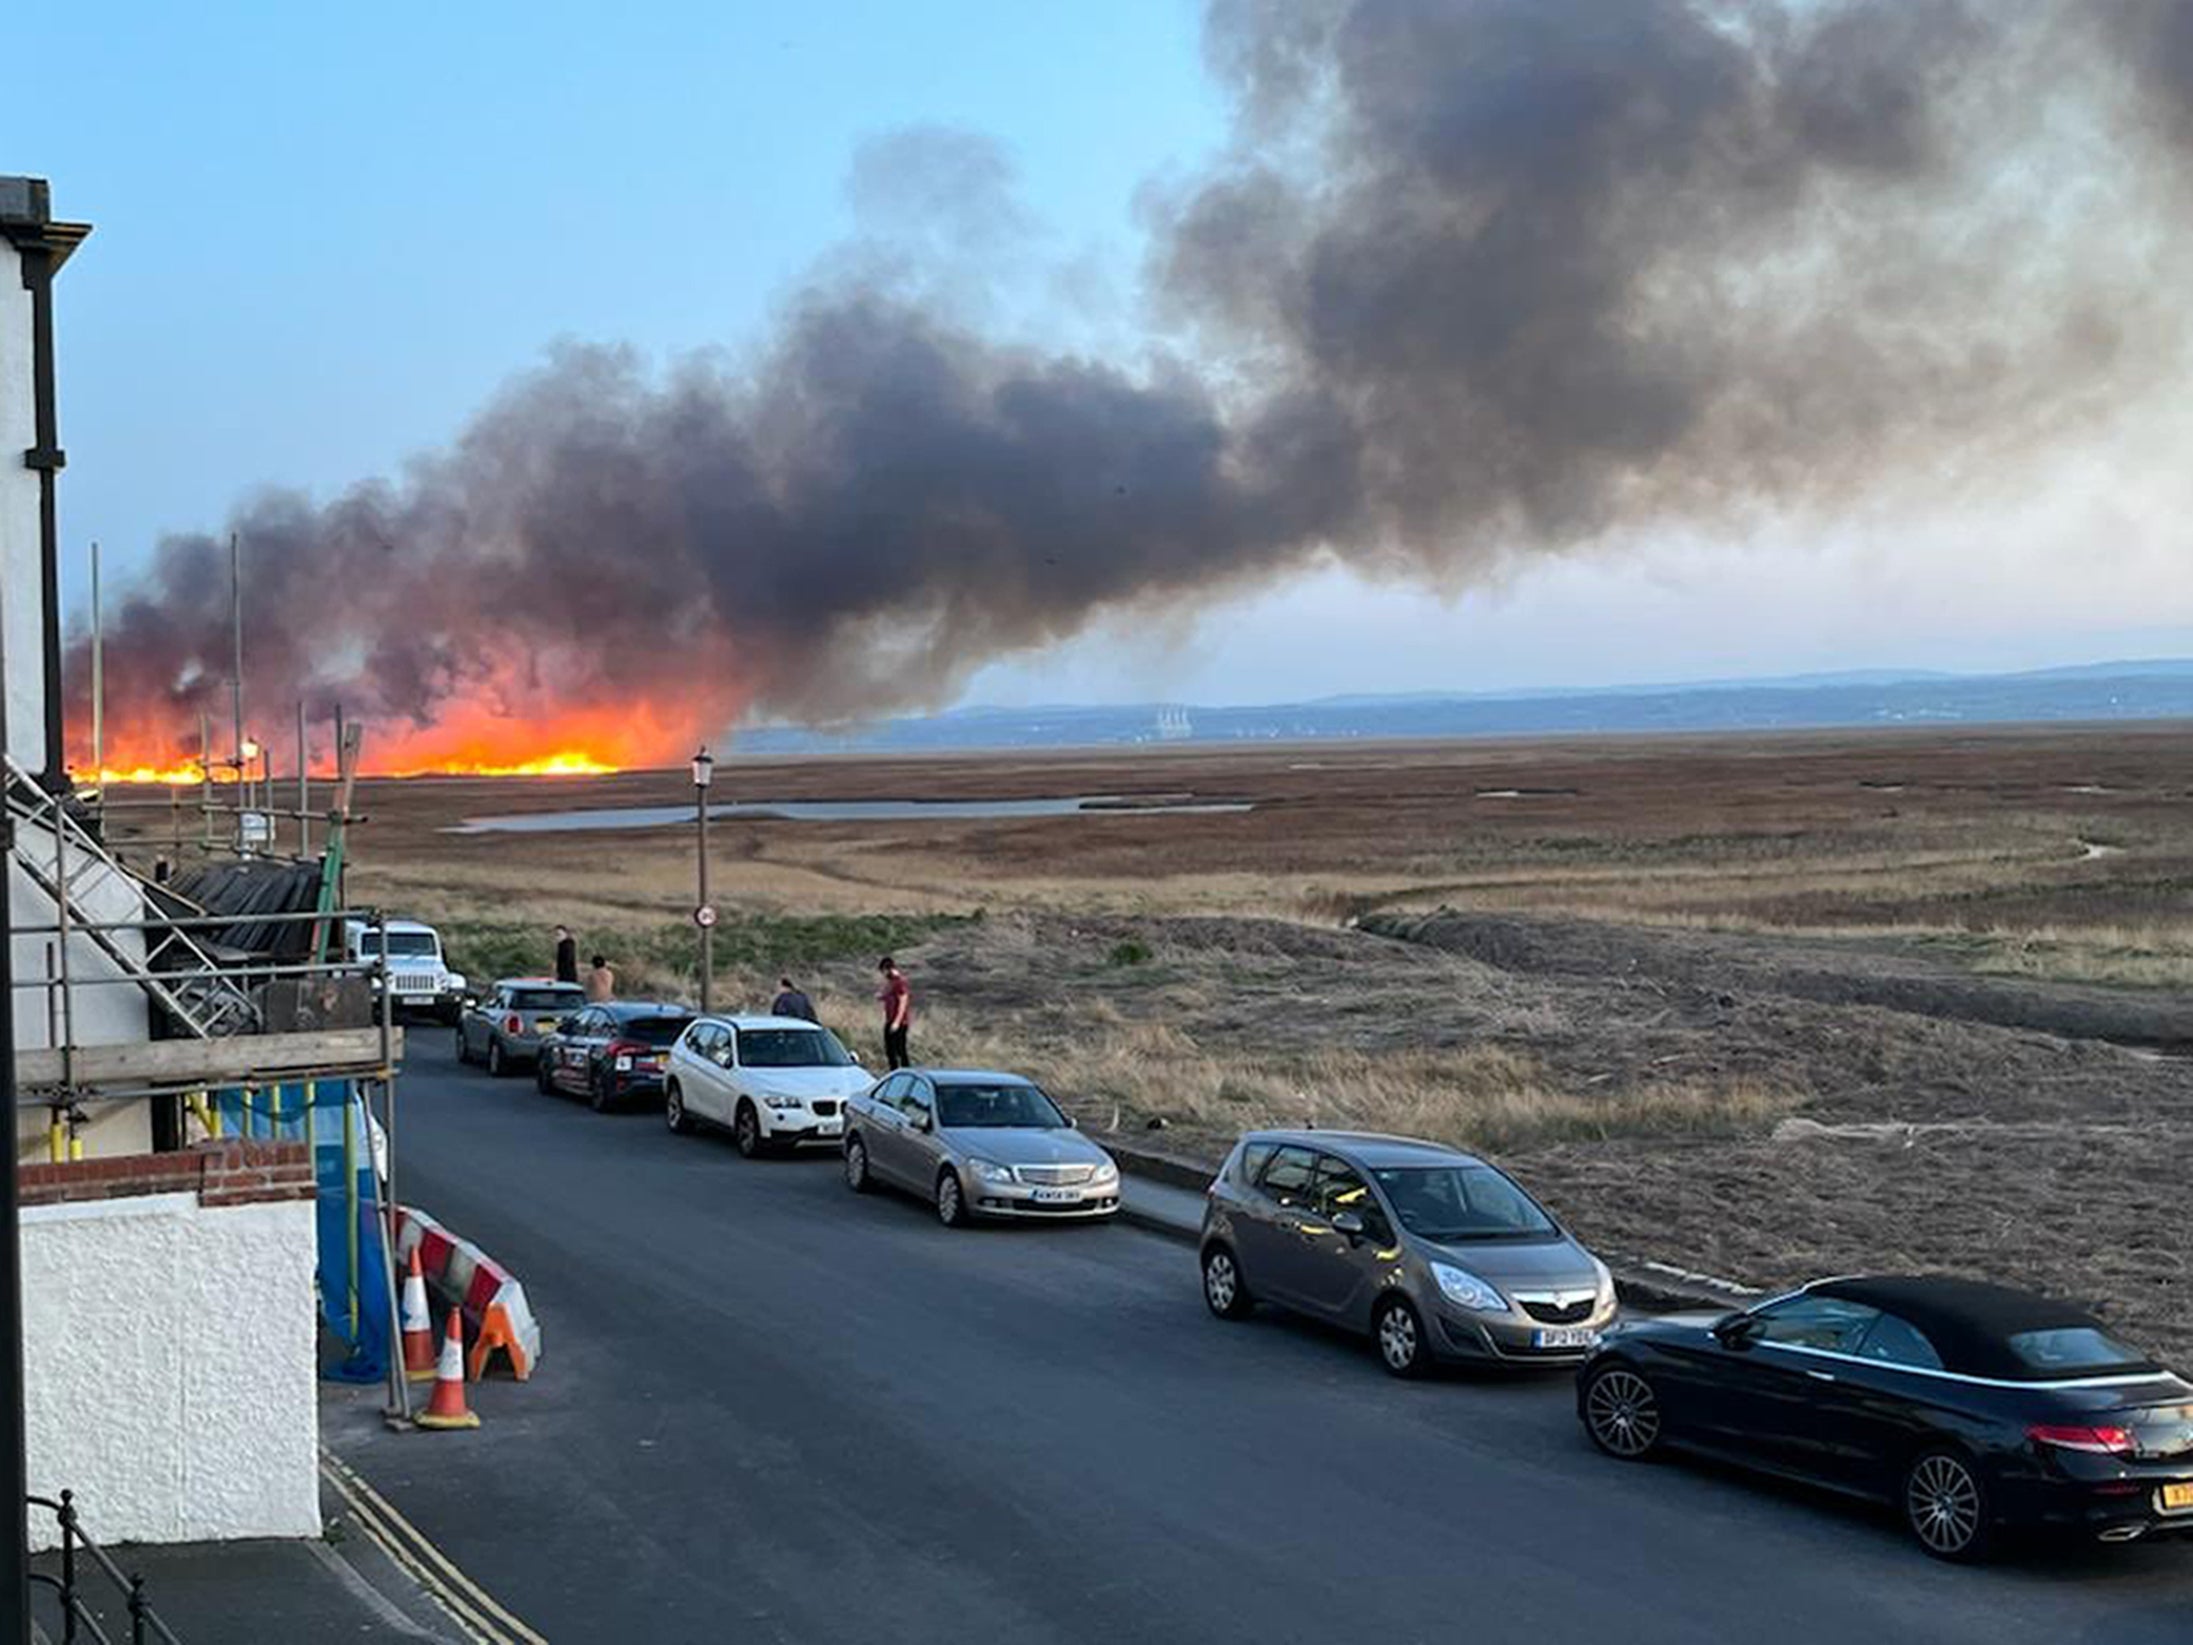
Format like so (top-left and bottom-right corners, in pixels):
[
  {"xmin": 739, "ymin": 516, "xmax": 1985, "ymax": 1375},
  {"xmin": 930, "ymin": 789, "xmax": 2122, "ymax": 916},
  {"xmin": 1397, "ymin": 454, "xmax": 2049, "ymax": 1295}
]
[{"xmin": 694, "ymin": 904, "xmax": 718, "ymax": 929}]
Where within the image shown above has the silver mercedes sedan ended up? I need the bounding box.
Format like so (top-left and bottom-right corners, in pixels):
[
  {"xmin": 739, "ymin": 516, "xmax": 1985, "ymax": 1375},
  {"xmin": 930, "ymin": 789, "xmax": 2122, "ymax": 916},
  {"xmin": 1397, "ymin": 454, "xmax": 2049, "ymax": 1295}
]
[{"xmin": 841, "ymin": 1069, "xmax": 1122, "ymax": 1226}]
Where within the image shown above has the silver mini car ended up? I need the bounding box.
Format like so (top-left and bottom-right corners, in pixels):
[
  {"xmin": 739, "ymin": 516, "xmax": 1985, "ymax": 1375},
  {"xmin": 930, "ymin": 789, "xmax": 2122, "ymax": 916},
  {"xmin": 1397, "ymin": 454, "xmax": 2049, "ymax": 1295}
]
[
  {"xmin": 842, "ymin": 1069, "xmax": 1121, "ymax": 1226},
  {"xmin": 1199, "ymin": 1130, "xmax": 1616, "ymax": 1376}
]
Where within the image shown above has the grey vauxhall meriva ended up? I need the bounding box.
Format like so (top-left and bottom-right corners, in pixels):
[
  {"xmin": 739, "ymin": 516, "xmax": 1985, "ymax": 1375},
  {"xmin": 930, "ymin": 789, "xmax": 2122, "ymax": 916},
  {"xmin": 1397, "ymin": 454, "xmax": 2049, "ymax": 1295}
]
[{"xmin": 1200, "ymin": 1130, "xmax": 1617, "ymax": 1377}]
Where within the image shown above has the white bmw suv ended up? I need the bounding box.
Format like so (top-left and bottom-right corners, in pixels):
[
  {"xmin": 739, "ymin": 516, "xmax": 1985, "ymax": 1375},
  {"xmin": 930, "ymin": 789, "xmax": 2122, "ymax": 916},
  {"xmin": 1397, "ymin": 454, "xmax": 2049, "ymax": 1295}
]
[{"xmin": 665, "ymin": 1015, "xmax": 873, "ymax": 1157}]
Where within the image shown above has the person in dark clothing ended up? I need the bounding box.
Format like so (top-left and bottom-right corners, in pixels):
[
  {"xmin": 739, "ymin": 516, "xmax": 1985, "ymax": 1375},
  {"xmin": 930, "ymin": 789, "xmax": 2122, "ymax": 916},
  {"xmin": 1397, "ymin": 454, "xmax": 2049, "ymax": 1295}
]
[
  {"xmin": 771, "ymin": 978, "xmax": 817, "ymax": 1022},
  {"xmin": 877, "ymin": 956, "xmax": 912, "ymax": 1069},
  {"xmin": 553, "ymin": 925, "xmax": 579, "ymax": 984}
]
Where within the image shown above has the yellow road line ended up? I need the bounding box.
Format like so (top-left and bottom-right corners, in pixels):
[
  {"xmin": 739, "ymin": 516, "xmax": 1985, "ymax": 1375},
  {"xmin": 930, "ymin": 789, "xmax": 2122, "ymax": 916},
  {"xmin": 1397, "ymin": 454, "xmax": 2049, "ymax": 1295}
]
[
  {"xmin": 320, "ymin": 1449, "xmax": 551, "ymax": 1645},
  {"xmin": 322, "ymin": 1462, "xmax": 507, "ymax": 1644}
]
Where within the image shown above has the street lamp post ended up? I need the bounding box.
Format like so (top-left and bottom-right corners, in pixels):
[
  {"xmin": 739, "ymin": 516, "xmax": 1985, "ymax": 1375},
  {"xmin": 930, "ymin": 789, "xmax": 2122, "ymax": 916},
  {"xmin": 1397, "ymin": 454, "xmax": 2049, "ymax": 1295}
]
[{"xmin": 692, "ymin": 747, "xmax": 715, "ymax": 1012}]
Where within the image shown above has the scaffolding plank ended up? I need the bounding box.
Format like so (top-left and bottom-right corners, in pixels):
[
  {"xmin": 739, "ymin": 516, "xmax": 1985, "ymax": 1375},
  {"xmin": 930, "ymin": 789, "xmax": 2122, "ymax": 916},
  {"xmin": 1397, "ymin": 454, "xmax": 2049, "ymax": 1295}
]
[{"xmin": 14, "ymin": 1027, "xmax": 404, "ymax": 1094}]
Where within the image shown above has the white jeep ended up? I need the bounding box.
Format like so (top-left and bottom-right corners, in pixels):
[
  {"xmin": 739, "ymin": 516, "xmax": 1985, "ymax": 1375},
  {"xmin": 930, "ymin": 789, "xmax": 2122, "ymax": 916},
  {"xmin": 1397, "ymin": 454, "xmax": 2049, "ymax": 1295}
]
[{"xmin": 344, "ymin": 918, "xmax": 468, "ymax": 1023}]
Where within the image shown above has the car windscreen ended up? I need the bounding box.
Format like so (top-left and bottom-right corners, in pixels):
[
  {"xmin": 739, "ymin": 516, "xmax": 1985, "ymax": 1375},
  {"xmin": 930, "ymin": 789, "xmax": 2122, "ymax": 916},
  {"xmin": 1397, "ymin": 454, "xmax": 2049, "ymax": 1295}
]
[
  {"xmin": 737, "ymin": 1028, "xmax": 854, "ymax": 1068},
  {"xmin": 359, "ymin": 932, "xmax": 438, "ymax": 957},
  {"xmin": 1371, "ymin": 1165, "xmax": 1557, "ymax": 1242},
  {"xmin": 936, "ymin": 1081, "xmax": 1067, "ymax": 1129},
  {"xmin": 509, "ymin": 988, "xmax": 583, "ymax": 1012},
  {"xmin": 618, "ymin": 1016, "xmax": 693, "ymax": 1047},
  {"xmin": 2006, "ymin": 1326, "xmax": 2155, "ymax": 1378}
]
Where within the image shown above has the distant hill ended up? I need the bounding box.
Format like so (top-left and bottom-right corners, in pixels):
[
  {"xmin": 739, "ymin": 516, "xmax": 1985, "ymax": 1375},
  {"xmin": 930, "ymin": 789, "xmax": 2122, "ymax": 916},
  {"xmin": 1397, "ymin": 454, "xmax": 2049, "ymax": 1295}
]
[{"xmin": 736, "ymin": 660, "xmax": 2193, "ymax": 754}]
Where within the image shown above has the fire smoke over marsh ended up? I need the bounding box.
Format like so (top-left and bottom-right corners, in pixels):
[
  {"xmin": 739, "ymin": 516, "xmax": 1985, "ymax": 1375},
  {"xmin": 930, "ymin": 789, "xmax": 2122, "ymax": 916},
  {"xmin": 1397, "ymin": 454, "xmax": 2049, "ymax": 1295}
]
[{"xmin": 73, "ymin": 0, "xmax": 2193, "ymax": 777}]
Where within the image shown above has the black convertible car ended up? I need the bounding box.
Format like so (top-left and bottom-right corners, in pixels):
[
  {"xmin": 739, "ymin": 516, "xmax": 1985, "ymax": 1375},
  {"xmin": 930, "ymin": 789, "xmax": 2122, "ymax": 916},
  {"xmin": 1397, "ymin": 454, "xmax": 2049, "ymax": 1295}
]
[{"xmin": 1578, "ymin": 1274, "xmax": 2193, "ymax": 1559}]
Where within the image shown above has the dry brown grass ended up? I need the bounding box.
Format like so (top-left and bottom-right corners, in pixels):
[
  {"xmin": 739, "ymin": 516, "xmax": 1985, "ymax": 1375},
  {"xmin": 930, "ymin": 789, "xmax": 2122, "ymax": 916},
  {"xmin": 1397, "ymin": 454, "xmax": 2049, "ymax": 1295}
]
[{"xmin": 908, "ymin": 1008, "xmax": 1799, "ymax": 1153}]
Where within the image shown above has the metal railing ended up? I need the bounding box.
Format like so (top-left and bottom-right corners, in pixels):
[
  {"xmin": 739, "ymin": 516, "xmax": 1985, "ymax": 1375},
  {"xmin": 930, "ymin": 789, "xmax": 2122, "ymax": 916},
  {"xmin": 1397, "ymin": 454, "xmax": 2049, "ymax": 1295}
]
[{"xmin": 26, "ymin": 1492, "xmax": 184, "ymax": 1644}]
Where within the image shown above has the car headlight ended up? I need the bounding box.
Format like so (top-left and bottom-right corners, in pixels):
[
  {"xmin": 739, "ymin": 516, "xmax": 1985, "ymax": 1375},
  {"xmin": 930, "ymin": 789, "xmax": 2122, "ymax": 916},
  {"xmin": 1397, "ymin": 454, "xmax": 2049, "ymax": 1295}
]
[
  {"xmin": 1431, "ymin": 1261, "xmax": 1508, "ymax": 1313},
  {"xmin": 1092, "ymin": 1160, "xmax": 1120, "ymax": 1185},
  {"xmin": 763, "ymin": 1093, "xmax": 803, "ymax": 1110},
  {"xmin": 1590, "ymin": 1256, "xmax": 1616, "ymax": 1307},
  {"xmin": 967, "ymin": 1158, "xmax": 1014, "ymax": 1184},
  {"xmin": 613, "ymin": 1054, "xmax": 633, "ymax": 1071},
  {"xmin": 446, "ymin": 973, "xmax": 467, "ymax": 991}
]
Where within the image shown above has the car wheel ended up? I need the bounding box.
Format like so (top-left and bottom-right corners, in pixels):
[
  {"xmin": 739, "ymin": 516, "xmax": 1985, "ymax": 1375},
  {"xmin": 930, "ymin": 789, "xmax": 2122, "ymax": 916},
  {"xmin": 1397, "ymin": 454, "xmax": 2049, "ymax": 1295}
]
[
  {"xmin": 1583, "ymin": 1364, "xmax": 1664, "ymax": 1460},
  {"xmin": 1202, "ymin": 1245, "xmax": 1256, "ymax": 1319},
  {"xmin": 589, "ymin": 1068, "xmax": 615, "ymax": 1113},
  {"xmin": 844, "ymin": 1135, "xmax": 873, "ymax": 1193},
  {"xmin": 1904, "ymin": 1449, "xmax": 1992, "ymax": 1562},
  {"xmin": 935, "ymin": 1169, "xmax": 969, "ymax": 1228},
  {"xmin": 1373, "ymin": 1296, "xmax": 1430, "ymax": 1379},
  {"xmin": 535, "ymin": 1056, "xmax": 554, "ymax": 1095},
  {"xmin": 734, "ymin": 1102, "xmax": 764, "ymax": 1158},
  {"xmin": 487, "ymin": 1038, "xmax": 508, "ymax": 1078},
  {"xmin": 454, "ymin": 1028, "xmax": 471, "ymax": 1066},
  {"xmin": 665, "ymin": 1083, "xmax": 693, "ymax": 1135}
]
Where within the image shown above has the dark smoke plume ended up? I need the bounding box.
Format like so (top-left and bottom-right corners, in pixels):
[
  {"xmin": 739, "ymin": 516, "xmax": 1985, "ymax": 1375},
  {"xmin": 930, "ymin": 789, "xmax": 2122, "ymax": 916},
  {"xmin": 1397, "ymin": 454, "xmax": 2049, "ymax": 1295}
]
[{"xmin": 72, "ymin": 0, "xmax": 2193, "ymax": 771}]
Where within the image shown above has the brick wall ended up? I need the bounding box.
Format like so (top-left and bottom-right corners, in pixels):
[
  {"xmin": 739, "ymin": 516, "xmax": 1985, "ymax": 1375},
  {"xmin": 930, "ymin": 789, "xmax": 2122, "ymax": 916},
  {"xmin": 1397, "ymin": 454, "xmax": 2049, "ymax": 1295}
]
[{"xmin": 17, "ymin": 1139, "xmax": 314, "ymax": 1209}]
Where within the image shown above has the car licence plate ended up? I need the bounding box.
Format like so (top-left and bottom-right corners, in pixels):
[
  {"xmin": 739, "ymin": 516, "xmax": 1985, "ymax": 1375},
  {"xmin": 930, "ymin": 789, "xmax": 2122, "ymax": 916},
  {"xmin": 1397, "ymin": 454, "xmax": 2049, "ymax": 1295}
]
[
  {"xmin": 1030, "ymin": 1187, "xmax": 1081, "ymax": 1204},
  {"xmin": 1532, "ymin": 1327, "xmax": 1597, "ymax": 1350},
  {"xmin": 2162, "ymin": 1482, "xmax": 2193, "ymax": 1512},
  {"xmin": 535, "ymin": 1018, "xmax": 561, "ymax": 1033}
]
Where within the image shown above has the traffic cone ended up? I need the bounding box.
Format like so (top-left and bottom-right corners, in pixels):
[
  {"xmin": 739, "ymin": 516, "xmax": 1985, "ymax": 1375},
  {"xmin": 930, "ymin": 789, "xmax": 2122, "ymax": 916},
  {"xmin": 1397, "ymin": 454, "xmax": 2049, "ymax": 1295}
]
[
  {"xmin": 414, "ymin": 1309, "xmax": 480, "ymax": 1430},
  {"xmin": 400, "ymin": 1249, "xmax": 436, "ymax": 1383}
]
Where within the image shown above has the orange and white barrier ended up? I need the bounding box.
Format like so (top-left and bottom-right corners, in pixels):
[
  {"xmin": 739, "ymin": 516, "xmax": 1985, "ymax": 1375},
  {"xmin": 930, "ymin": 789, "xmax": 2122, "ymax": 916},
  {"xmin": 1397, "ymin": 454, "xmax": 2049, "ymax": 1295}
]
[{"xmin": 391, "ymin": 1206, "xmax": 542, "ymax": 1382}]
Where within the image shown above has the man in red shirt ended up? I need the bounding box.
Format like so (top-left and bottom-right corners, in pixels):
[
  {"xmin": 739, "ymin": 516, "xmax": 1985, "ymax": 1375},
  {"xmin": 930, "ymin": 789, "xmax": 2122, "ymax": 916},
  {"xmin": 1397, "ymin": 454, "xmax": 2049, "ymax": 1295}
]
[{"xmin": 877, "ymin": 956, "xmax": 912, "ymax": 1069}]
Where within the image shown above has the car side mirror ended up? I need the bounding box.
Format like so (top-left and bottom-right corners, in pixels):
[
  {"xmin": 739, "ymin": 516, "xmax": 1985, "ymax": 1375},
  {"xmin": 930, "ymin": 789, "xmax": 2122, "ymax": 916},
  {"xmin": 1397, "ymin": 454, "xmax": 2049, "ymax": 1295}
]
[
  {"xmin": 849, "ymin": 1050, "xmax": 863, "ymax": 1065},
  {"xmin": 914, "ymin": 1112, "xmax": 934, "ymax": 1133},
  {"xmin": 1330, "ymin": 1209, "xmax": 1366, "ymax": 1238},
  {"xmin": 557, "ymin": 1016, "xmax": 578, "ymax": 1033},
  {"xmin": 1712, "ymin": 1313, "xmax": 1759, "ymax": 1349},
  {"xmin": 1065, "ymin": 1115, "xmax": 1079, "ymax": 1129}
]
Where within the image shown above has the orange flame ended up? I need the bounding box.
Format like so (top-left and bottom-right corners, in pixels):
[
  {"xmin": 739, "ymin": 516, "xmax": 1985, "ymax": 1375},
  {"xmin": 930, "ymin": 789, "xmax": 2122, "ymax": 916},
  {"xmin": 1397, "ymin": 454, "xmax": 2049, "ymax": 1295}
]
[
  {"xmin": 80, "ymin": 672, "xmax": 732, "ymax": 783},
  {"xmin": 91, "ymin": 764, "xmax": 210, "ymax": 787},
  {"xmin": 391, "ymin": 750, "xmax": 620, "ymax": 778}
]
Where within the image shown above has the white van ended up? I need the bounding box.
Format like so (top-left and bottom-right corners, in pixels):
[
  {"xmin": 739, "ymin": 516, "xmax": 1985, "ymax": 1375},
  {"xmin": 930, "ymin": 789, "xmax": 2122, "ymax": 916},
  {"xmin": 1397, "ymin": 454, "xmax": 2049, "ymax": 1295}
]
[{"xmin": 344, "ymin": 919, "xmax": 468, "ymax": 1022}]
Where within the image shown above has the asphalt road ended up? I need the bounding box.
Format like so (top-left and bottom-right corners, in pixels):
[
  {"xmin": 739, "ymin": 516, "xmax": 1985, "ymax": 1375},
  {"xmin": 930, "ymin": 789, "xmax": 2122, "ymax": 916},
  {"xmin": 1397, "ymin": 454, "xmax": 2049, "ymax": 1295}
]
[{"xmin": 331, "ymin": 1037, "xmax": 2193, "ymax": 1644}]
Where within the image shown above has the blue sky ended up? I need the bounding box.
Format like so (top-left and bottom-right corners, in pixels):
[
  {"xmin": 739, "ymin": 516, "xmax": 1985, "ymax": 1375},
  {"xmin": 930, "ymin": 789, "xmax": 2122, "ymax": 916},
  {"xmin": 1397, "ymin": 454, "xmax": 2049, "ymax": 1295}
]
[{"xmin": 14, "ymin": 1, "xmax": 2191, "ymax": 710}]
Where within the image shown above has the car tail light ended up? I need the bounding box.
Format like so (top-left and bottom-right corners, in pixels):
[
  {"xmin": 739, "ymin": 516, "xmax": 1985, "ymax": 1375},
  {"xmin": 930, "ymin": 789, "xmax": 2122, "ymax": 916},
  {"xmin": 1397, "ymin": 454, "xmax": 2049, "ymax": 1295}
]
[
  {"xmin": 2028, "ymin": 1424, "xmax": 2136, "ymax": 1456},
  {"xmin": 504, "ymin": 1013, "xmax": 522, "ymax": 1034}
]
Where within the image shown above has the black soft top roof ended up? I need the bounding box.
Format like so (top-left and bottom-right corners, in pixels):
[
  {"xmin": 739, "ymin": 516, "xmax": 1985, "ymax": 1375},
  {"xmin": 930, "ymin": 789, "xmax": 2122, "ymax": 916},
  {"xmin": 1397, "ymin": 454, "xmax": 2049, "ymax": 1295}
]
[{"xmin": 1813, "ymin": 1275, "xmax": 2154, "ymax": 1380}]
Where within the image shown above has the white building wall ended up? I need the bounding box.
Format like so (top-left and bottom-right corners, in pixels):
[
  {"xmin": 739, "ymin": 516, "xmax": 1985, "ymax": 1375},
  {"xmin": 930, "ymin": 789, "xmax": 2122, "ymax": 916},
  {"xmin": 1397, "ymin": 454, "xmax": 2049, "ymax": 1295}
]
[
  {"xmin": 3, "ymin": 206, "xmax": 156, "ymax": 1158},
  {"xmin": 0, "ymin": 231, "xmax": 45, "ymax": 777},
  {"xmin": 20, "ymin": 1191, "xmax": 322, "ymax": 1547},
  {"xmin": 11, "ymin": 812, "xmax": 155, "ymax": 1161}
]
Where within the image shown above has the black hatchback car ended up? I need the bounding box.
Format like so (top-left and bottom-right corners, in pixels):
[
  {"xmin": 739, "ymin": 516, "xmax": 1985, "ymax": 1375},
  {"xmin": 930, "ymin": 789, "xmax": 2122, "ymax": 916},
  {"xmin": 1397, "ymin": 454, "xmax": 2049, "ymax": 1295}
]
[
  {"xmin": 1578, "ymin": 1274, "xmax": 2193, "ymax": 1560},
  {"xmin": 536, "ymin": 1002, "xmax": 694, "ymax": 1111}
]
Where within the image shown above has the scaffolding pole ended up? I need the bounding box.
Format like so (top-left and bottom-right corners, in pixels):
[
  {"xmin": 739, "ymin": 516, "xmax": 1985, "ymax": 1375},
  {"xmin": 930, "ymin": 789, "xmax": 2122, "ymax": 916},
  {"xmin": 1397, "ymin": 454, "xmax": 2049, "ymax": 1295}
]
[{"xmin": 88, "ymin": 539, "xmax": 102, "ymax": 797}]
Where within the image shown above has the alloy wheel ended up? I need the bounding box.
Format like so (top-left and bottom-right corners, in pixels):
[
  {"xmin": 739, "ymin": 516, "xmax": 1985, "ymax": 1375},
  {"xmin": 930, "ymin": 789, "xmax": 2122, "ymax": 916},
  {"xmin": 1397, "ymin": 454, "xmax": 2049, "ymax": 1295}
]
[
  {"xmin": 453, "ymin": 1029, "xmax": 468, "ymax": 1064},
  {"xmin": 844, "ymin": 1138, "xmax": 871, "ymax": 1193},
  {"xmin": 1906, "ymin": 1453, "xmax": 1984, "ymax": 1559},
  {"xmin": 936, "ymin": 1172, "xmax": 965, "ymax": 1227},
  {"xmin": 665, "ymin": 1086, "xmax": 689, "ymax": 1134},
  {"xmin": 487, "ymin": 1040, "xmax": 505, "ymax": 1077},
  {"xmin": 1203, "ymin": 1248, "xmax": 1252, "ymax": 1319},
  {"xmin": 1376, "ymin": 1299, "xmax": 1425, "ymax": 1377},
  {"xmin": 735, "ymin": 1105, "xmax": 760, "ymax": 1157},
  {"xmin": 1585, "ymin": 1368, "xmax": 1662, "ymax": 1460}
]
